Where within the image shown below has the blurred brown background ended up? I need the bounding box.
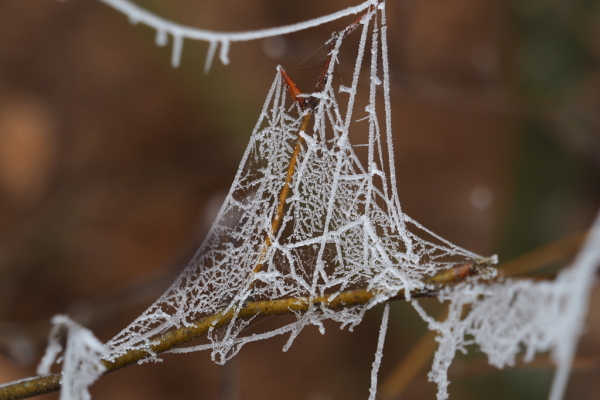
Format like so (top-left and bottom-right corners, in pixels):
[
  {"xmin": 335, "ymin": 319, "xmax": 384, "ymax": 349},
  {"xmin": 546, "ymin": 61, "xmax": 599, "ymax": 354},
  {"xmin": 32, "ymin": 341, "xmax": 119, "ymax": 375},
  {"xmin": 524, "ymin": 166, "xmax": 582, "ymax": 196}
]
[{"xmin": 0, "ymin": 0, "xmax": 599, "ymax": 399}]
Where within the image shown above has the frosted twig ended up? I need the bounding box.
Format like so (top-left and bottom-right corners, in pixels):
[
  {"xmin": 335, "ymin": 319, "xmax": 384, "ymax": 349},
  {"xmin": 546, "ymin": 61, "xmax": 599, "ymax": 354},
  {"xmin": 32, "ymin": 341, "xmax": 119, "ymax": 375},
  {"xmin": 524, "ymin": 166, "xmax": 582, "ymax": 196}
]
[
  {"xmin": 96, "ymin": 0, "xmax": 380, "ymax": 71},
  {"xmin": 252, "ymin": 3, "xmax": 380, "ymax": 278},
  {"xmin": 0, "ymin": 275, "xmax": 493, "ymax": 400}
]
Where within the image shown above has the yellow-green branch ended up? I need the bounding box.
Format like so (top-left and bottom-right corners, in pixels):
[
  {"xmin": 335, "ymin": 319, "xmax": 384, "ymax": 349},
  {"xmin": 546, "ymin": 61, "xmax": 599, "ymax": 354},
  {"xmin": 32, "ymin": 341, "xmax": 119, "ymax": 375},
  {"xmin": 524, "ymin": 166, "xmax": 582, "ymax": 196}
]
[
  {"xmin": 0, "ymin": 255, "xmax": 509, "ymax": 400},
  {"xmin": 0, "ymin": 259, "xmax": 503, "ymax": 400},
  {"xmin": 0, "ymin": 285, "xmax": 435, "ymax": 400}
]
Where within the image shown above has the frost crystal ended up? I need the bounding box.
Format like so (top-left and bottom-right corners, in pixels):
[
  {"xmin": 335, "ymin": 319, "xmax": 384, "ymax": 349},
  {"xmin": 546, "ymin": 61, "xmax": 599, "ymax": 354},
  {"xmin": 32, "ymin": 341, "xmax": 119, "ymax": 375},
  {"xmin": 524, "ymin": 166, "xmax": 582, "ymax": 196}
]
[
  {"xmin": 106, "ymin": 3, "xmax": 477, "ymax": 366},
  {"xmin": 37, "ymin": 316, "xmax": 106, "ymax": 400},
  {"xmin": 369, "ymin": 304, "xmax": 389, "ymax": 400},
  {"xmin": 413, "ymin": 212, "xmax": 600, "ymax": 400}
]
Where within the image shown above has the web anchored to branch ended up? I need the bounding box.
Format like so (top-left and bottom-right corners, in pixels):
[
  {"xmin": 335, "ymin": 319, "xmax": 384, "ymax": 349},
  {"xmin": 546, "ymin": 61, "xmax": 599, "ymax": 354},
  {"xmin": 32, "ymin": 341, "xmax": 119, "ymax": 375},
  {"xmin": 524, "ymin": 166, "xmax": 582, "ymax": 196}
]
[
  {"xmin": 10, "ymin": 1, "xmax": 597, "ymax": 400},
  {"xmin": 413, "ymin": 209, "xmax": 600, "ymax": 400},
  {"xmin": 103, "ymin": 1, "xmax": 489, "ymax": 395},
  {"xmin": 107, "ymin": 0, "xmax": 482, "ymax": 366}
]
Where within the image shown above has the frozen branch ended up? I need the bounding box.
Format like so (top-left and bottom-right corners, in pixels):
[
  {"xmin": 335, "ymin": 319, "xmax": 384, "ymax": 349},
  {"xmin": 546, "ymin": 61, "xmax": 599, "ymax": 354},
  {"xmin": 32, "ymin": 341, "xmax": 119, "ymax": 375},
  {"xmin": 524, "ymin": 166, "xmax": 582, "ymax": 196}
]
[
  {"xmin": 95, "ymin": 0, "xmax": 379, "ymax": 71},
  {"xmin": 0, "ymin": 268, "xmax": 491, "ymax": 400}
]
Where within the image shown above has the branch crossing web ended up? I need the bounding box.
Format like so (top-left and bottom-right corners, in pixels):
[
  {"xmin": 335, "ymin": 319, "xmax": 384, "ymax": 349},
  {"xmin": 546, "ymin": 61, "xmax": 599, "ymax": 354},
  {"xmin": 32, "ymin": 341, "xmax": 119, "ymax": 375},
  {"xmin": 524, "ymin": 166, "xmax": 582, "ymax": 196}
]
[{"xmin": 35, "ymin": 2, "xmax": 600, "ymax": 400}]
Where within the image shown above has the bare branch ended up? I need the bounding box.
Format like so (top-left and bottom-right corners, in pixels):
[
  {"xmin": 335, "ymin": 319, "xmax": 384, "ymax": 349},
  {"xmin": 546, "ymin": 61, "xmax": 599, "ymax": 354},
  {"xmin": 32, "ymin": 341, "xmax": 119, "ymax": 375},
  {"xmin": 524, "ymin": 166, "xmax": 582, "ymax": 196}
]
[{"xmin": 0, "ymin": 281, "xmax": 447, "ymax": 400}]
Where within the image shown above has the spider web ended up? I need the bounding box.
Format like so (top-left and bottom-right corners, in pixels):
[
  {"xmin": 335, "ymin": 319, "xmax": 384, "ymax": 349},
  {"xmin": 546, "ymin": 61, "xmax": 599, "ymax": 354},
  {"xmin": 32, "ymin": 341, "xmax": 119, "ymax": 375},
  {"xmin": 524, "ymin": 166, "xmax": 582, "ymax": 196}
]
[
  {"xmin": 31, "ymin": 2, "xmax": 598, "ymax": 400},
  {"xmin": 105, "ymin": 4, "xmax": 481, "ymax": 365},
  {"xmin": 413, "ymin": 211, "xmax": 600, "ymax": 400}
]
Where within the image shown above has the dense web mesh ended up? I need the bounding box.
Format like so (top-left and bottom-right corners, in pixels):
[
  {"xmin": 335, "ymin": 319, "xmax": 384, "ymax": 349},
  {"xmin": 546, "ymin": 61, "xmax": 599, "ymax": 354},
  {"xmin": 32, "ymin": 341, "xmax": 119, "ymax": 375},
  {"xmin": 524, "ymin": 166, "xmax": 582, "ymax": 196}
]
[
  {"xmin": 413, "ymin": 212, "xmax": 600, "ymax": 400},
  {"xmin": 106, "ymin": 4, "xmax": 479, "ymax": 364}
]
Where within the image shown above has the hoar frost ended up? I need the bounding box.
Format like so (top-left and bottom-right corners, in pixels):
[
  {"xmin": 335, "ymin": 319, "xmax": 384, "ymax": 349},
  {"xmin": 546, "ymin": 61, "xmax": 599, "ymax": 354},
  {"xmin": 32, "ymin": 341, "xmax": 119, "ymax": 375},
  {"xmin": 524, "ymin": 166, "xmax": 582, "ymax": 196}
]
[
  {"xmin": 105, "ymin": 2, "xmax": 478, "ymax": 366},
  {"xmin": 414, "ymin": 212, "xmax": 600, "ymax": 400},
  {"xmin": 33, "ymin": 1, "xmax": 598, "ymax": 400},
  {"xmin": 37, "ymin": 316, "xmax": 106, "ymax": 400}
]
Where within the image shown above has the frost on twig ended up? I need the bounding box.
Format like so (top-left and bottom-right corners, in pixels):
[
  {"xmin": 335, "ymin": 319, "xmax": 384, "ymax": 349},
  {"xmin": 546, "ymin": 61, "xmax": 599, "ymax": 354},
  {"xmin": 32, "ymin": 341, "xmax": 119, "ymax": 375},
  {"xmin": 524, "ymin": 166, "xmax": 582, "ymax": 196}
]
[
  {"xmin": 37, "ymin": 316, "xmax": 106, "ymax": 400},
  {"xmin": 96, "ymin": 0, "xmax": 381, "ymax": 71},
  {"xmin": 413, "ymin": 212, "xmax": 600, "ymax": 400}
]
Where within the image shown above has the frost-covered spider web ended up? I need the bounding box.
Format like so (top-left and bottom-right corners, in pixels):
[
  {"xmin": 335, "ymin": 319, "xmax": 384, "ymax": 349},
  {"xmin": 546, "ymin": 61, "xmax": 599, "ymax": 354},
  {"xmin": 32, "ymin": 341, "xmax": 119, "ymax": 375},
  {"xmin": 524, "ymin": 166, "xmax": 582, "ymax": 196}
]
[
  {"xmin": 31, "ymin": 2, "xmax": 599, "ymax": 400},
  {"xmin": 106, "ymin": 3, "xmax": 480, "ymax": 363},
  {"xmin": 413, "ymin": 211, "xmax": 600, "ymax": 400}
]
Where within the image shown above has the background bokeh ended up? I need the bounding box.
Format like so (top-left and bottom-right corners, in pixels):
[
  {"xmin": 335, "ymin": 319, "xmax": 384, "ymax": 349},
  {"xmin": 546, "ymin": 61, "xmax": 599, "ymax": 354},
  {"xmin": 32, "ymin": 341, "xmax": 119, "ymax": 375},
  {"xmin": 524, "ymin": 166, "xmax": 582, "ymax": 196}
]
[{"xmin": 0, "ymin": 0, "xmax": 599, "ymax": 399}]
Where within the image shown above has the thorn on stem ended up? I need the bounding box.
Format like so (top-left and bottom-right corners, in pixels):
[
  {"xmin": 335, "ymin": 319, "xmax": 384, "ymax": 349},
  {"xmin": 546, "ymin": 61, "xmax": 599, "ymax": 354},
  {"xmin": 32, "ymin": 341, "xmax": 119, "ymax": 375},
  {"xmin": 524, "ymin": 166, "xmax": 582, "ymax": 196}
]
[{"xmin": 279, "ymin": 67, "xmax": 306, "ymax": 109}]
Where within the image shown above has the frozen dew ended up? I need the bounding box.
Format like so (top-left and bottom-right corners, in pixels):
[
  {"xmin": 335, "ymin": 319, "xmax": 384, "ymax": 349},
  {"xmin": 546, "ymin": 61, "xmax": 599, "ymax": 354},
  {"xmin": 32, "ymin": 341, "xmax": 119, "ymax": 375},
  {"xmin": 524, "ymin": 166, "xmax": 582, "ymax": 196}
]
[
  {"xmin": 155, "ymin": 29, "xmax": 168, "ymax": 47},
  {"xmin": 219, "ymin": 40, "xmax": 231, "ymax": 65},
  {"xmin": 171, "ymin": 34, "xmax": 184, "ymax": 68},
  {"xmin": 204, "ymin": 41, "xmax": 218, "ymax": 74}
]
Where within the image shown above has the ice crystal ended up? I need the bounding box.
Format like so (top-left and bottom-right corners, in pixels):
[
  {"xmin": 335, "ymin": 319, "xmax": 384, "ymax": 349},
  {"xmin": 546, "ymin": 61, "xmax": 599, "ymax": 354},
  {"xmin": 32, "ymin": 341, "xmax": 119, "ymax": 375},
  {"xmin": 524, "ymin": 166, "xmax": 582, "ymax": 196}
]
[
  {"xmin": 413, "ymin": 212, "xmax": 600, "ymax": 400},
  {"xmin": 37, "ymin": 316, "xmax": 106, "ymax": 400},
  {"xmin": 369, "ymin": 304, "xmax": 389, "ymax": 400}
]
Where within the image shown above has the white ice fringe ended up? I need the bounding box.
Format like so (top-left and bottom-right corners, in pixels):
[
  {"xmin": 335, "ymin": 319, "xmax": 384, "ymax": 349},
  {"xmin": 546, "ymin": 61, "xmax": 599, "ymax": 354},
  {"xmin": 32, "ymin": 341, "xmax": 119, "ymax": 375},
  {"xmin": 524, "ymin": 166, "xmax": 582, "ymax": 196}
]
[
  {"xmin": 96, "ymin": 0, "xmax": 382, "ymax": 72},
  {"xmin": 413, "ymin": 210, "xmax": 600, "ymax": 400},
  {"xmin": 38, "ymin": 316, "xmax": 106, "ymax": 400}
]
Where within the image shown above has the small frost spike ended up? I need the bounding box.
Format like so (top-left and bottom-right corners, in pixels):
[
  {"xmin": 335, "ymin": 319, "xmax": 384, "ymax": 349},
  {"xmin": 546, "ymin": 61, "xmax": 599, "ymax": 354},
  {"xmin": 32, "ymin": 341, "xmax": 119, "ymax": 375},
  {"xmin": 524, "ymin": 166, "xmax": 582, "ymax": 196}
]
[{"xmin": 171, "ymin": 34, "xmax": 183, "ymax": 67}]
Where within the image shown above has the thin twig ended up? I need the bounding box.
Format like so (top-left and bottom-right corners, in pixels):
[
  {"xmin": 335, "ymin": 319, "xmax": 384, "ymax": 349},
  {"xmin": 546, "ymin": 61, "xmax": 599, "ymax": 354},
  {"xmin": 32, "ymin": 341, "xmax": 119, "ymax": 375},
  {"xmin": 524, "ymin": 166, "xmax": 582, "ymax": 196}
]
[
  {"xmin": 252, "ymin": 112, "xmax": 311, "ymax": 275},
  {"xmin": 252, "ymin": 3, "xmax": 378, "ymax": 275},
  {"xmin": 0, "ymin": 285, "xmax": 430, "ymax": 400},
  {"xmin": 0, "ymin": 267, "xmax": 569, "ymax": 400}
]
